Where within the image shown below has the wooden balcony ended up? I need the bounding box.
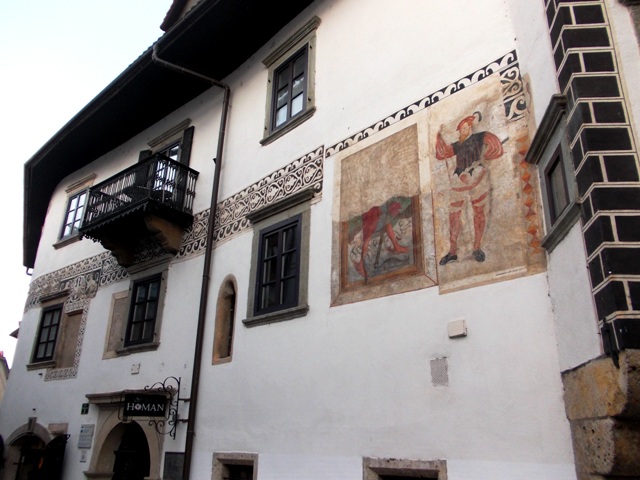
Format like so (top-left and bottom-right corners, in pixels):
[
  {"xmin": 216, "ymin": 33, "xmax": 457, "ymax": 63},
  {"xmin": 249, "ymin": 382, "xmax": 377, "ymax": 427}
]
[{"xmin": 80, "ymin": 154, "xmax": 198, "ymax": 267}]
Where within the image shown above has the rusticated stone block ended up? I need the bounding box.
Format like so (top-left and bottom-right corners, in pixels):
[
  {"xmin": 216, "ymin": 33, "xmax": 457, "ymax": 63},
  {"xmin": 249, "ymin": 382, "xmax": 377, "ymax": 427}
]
[
  {"xmin": 563, "ymin": 350, "xmax": 640, "ymax": 420},
  {"xmin": 571, "ymin": 417, "xmax": 640, "ymax": 476}
]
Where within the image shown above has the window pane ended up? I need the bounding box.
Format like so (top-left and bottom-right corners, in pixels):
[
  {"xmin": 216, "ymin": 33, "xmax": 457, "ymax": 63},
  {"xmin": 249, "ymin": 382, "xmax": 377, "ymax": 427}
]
[
  {"xmin": 264, "ymin": 232, "xmax": 279, "ymax": 257},
  {"xmin": 276, "ymin": 87, "xmax": 289, "ymax": 109},
  {"xmin": 291, "ymin": 93, "xmax": 304, "ymax": 117},
  {"xmin": 262, "ymin": 257, "xmax": 277, "ymax": 283},
  {"xmin": 293, "ymin": 53, "xmax": 306, "ymax": 78},
  {"xmin": 148, "ymin": 281, "xmax": 159, "ymax": 300},
  {"xmin": 275, "ymin": 107, "xmax": 288, "ymax": 127},
  {"xmin": 281, "ymin": 277, "xmax": 296, "ymax": 305},
  {"xmin": 283, "ymin": 225, "xmax": 297, "ymax": 251},
  {"xmin": 292, "ymin": 74, "xmax": 305, "ymax": 97},
  {"xmin": 281, "ymin": 252, "xmax": 297, "ymax": 278},
  {"xmin": 276, "ymin": 65, "xmax": 291, "ymax": 90},
  {"xmin": 548, "ymin": 158, "xmax": 569, "ymax": 221},
  {"xmin": 261, "ymin": 284, "xmax": 277, "ymax": 309}
]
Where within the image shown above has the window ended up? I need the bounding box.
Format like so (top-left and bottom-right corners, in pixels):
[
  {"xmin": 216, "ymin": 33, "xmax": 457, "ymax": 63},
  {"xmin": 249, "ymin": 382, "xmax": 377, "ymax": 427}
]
[
  {"xmin": 213, "ymin": 453, "xmax": 256, "ymax": 480},
  {"xmin": 261, "ymin": 16, "xmax": 320, "ymax": 145},
  {"xmin": 213, "ymin": 277, "xmax": 237, "ymax": 364},
  {"xmin": 153, "ymin": 142, "xmax": 180, "ymax": 193},
  {"xmin": 29, "ymin": 294, "xmax": 85, "ymax": 375},
  {"xmin": 33, "ymin": 305, "xmax": 62, "ymax": 363},
  {"xmin": 125, "ymin": 274, "xmax": 162, "ymax": 347},
  {"xmin": 104, "ymin": 267, "xmax": 167, "ymax": 357},
  {"xmin": 363, "ymin": 458, "xmax": 447, "ymax": 480},
  {"xmin": 525, "ymin": 95, "xmax": 580, "ymax": 251},
  {"xmin": 244, "ymin": 188, "xmax": 313, "ymax": 327},
  {"xmin": 61, "ymin": 191, "xmax": 87, "ymax": 238},
  {"xmin": 272, "ymin": 46, "xmax": 308, "ymax": 130},
  {"xmin": 545, "ymin": 146, "xmax": 570, "ymax": 224},
  {"xmin": 56, "ymin": 174, "xmax": 96, "ymax": 247},
  {"xmin": 146, "ymin": 121, "xmax": 194, "ymax": 166},
  {"xmin": 255, "ymin": 215, "xmax": 301, "ymax": 315}
]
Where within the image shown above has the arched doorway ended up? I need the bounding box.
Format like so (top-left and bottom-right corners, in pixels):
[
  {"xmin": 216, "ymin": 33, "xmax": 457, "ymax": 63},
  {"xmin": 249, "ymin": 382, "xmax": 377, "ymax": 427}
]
[
  {"xmin": 9, "ymin": 434, "xmax": 44, "ymax": 480},
  {"xmin": 112, "ymin": 422, "xmax": 150, "ymax": 480}
]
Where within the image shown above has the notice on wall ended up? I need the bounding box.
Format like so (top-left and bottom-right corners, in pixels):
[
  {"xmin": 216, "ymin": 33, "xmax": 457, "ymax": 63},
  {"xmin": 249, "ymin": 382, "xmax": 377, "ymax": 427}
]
[{"xmin": 78, "ymin": 424, "xmax": 94, "ymax": 449}]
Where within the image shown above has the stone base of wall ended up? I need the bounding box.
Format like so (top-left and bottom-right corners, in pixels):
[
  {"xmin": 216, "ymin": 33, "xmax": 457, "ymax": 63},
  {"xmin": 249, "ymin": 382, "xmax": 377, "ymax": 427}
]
[{"xmin": 562, "ymin": 350, "xmax": 640, "ymax": 479}]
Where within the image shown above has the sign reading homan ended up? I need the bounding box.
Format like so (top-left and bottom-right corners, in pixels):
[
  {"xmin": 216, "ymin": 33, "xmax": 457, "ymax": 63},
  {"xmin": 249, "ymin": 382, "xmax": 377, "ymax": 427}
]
[{"xmin": 123, "ymin": 393, "xmax": 168, "ymax": 418}]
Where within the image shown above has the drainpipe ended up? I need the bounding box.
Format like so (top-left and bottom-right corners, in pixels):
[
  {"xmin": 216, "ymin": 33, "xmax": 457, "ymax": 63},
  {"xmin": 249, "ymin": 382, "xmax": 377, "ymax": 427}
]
[{"xmin": 151, "ymin": 44, "xmax": 230, "ymax": 480}]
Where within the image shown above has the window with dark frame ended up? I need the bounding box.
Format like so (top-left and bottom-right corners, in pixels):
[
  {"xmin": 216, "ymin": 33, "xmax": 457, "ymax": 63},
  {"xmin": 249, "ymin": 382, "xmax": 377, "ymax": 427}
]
[
  {"xmin": 33, "ymin": 305, "xmax": 63, "ymax": 362},
  {"xmin": 61, "ymin": 190, "xmax": 87, "ymax": 238},
  {"xmin": 271, "ymin": 46, "xmax": 308, "ymax": 132},
  {"xmin": 255, "ymin": 215, "xmax": 301, "ymax": 316},
  {"xmin": 125, "ymin": 275, "xmax": 161, "ymax": 347},
  {"xmin": 223, "ymin": 464, "xmax": 253, "ymax": 480},
  {"xmin": 545, "ymin": 147, "xmax": 570, "ymax": 225}
]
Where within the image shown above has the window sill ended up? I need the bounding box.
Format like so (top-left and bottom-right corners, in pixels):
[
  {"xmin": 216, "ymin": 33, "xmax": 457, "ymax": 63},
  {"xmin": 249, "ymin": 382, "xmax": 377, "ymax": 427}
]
[
  {"xmin": 27, "ymin": 360, "xmax": 56, "ymax": 371},
  {"xmin": 212, "ymin": 356, "xmax": 232, "ymax": 366},
  {"xmin": 541, "ymin": 201, "xmax": 581, "ymax": 252},
  {"xmin": 243, "ymin": 304, "xmax": 309, "ymax": 327},
  {"xmin": 115, "ymin": 341, "xmax": 160, "ymax": 356},
  {"xmin": 53, "ymin": 234, "xmax": 82, "ymax": 249},
  {"xmin": 260, "ymin": 107, "xmax": 316, "ymax": 146}
]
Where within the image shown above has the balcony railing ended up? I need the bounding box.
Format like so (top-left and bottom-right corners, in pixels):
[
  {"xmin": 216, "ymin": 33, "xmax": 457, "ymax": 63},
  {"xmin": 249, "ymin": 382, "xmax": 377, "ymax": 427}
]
[{"xmin": 82, "ymin": 154, "xmax": 199, "ymax": 230}]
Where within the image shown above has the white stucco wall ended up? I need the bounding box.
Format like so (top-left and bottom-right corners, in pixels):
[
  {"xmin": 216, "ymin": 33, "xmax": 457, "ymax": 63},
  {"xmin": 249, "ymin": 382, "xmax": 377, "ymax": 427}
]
[
  {"xmin": 2, "ymin": 1, "xmax": 584, "ymax": 479},
  {"xmin": 547, "ymin": 222, "xmax": 602, "ymax": 371}
]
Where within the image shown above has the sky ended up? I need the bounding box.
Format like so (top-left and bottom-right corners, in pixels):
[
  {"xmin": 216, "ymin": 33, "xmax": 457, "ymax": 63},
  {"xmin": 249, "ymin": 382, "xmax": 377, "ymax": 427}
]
[{"xmin": 0, "ymin": 0, "xmax": 174, "ymax": 366}]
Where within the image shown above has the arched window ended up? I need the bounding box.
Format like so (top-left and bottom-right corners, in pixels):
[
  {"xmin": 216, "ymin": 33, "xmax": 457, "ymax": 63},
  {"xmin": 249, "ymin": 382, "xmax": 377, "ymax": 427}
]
[{"xmin": 213, "ymin": 276, "xmax": 237, "ymax": 364}]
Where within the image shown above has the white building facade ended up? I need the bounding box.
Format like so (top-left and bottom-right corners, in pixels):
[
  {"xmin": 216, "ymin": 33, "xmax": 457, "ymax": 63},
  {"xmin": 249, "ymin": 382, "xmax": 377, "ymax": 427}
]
[{"xmin": 3, "ymin": 1, "xmax": 640, "ymax": 479}]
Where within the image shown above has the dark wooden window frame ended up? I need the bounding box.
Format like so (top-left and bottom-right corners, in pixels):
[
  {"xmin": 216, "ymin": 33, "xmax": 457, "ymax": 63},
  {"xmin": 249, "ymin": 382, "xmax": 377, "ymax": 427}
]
[
  {"xmin": 270, "ymin": 46, "xmax": 309, "ymax": 132},
  {"xmin": 544, "ymin": 144, "xmax": 571, "ymax": 225},
  {"xmin": 254, "ymin": 214, "xmax": 302, "ymax": 316},
  {"xmin": 261, "ymin": 16, "xmax": 320, "ymax": 146},
  {"xmin": 33, "ymin": 304, "xmax": 63, "ymax": 363},
  {"xmin": 124, "ymin": 274, "xmax": 162, "ymax": 347}
]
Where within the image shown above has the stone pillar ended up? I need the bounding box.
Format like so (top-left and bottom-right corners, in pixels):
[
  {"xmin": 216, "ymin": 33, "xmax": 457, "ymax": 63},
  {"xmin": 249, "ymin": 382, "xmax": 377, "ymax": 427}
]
[{"xmin": 562, "ymin": 350, "xmax": 640, "ymax": 479}]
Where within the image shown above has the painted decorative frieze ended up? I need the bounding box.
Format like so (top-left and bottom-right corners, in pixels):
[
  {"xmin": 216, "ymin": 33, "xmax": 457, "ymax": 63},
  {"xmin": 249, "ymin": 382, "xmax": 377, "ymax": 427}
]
[
  {"xmin": 26, "ymin": 147, "xmax": 325, "ymax": 310},
  {"xmin": 179, "ymin": 146, "xmax": 324, "ymax": 256},
  {"xmin": 326, "ymin": 51, "xmax": 522, "ymax": 158}
]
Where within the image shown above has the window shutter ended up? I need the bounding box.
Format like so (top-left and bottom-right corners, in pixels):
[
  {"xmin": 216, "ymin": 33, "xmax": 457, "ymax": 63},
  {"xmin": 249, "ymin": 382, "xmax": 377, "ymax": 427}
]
[{"xmin": 180, "ymin": 126, "xmax": 195, "ymax": 165}]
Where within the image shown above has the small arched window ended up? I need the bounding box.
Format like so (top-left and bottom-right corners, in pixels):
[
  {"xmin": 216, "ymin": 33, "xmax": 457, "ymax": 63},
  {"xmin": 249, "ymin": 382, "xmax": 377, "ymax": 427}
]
[{"xmin": 213, "ymin": 276, "xmax": 237, "ymax": 364}]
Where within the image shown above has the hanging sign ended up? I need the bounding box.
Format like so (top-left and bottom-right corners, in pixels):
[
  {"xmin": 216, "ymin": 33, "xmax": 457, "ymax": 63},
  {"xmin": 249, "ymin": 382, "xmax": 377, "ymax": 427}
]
[{"xmin": 123, "ymin": 393, "xmax": 168, "ymax": 418}]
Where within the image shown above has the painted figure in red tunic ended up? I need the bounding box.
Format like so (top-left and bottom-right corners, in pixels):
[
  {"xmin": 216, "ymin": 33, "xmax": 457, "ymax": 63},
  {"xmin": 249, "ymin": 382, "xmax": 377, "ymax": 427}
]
[{"xmin": 435, "ymin": 112, "xmax": 504, "ymax": 265}]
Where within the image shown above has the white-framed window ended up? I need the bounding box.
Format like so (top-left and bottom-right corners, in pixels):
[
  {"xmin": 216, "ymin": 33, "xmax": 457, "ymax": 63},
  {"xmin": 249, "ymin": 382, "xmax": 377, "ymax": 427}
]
[
  {"xmin": 61, "ymin": 190, "xmax": 87, "ymax": 238},
  {"xmin": 56, "ymin": 174, "xmax": 96, "ymax": 247}
]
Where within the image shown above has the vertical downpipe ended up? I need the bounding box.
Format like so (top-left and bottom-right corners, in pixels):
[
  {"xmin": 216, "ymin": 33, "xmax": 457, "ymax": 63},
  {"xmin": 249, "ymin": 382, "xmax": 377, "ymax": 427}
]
[{"xmin": 151, "ymin": 45, "xmax": 231, "ymax": 480}]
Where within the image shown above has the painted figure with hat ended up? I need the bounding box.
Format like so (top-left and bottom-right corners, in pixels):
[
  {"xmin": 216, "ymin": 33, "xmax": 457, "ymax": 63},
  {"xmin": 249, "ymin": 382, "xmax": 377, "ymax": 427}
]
[{"xmin": 435, "ymin": 111, "xmax": 504, "ymax": 265}]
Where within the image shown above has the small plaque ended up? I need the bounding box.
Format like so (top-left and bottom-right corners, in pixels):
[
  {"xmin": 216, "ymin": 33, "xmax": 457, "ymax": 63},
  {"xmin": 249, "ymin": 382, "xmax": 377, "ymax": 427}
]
[{"xmin": 78, "ymin": 424, "xmax": 94, "ymax": 449}]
